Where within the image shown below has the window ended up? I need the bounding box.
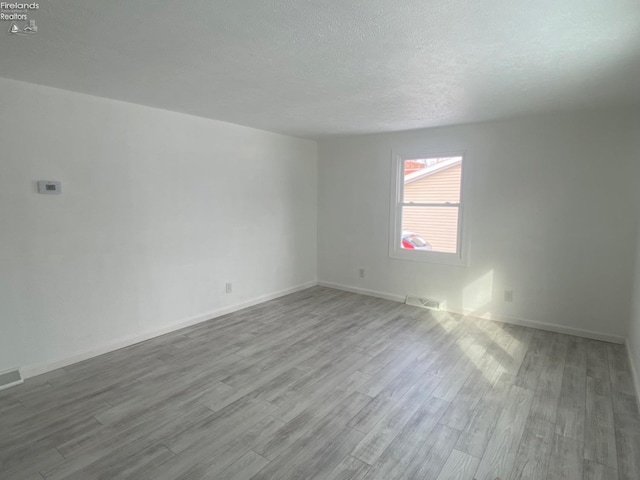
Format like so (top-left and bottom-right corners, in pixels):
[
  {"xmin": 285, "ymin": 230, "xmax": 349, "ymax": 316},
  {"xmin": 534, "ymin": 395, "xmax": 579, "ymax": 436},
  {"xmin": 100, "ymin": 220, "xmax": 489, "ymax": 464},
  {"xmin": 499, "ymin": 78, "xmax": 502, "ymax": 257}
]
[{"xmin": 389, "ymin": 152, "xmax": 467, "ymax": 265}]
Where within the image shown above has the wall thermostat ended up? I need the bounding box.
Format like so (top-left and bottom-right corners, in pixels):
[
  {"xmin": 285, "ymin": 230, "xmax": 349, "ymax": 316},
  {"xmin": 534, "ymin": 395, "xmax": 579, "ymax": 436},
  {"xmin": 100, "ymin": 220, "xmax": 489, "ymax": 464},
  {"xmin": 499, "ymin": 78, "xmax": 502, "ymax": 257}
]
[{"xmin": 37, "ymin": 181, "xmax": 62, "ymax": 194}]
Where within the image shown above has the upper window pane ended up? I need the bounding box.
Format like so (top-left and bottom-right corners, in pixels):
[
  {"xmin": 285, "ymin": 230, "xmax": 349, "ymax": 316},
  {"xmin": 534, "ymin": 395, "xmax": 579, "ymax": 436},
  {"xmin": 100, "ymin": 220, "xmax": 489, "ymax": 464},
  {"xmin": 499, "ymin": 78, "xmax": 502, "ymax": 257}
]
[{"xmin": 402, "ymin": 156, "xmax": 462, "ymax": 204}]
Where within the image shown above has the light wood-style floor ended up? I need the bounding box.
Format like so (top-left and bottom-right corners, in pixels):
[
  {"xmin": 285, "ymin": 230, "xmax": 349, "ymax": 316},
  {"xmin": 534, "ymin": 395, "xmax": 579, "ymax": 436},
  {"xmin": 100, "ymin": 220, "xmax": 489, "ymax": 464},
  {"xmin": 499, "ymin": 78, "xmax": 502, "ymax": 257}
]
[{"xmin": 1, "ymin": 287, "xmax": 639, "ymax": 480}]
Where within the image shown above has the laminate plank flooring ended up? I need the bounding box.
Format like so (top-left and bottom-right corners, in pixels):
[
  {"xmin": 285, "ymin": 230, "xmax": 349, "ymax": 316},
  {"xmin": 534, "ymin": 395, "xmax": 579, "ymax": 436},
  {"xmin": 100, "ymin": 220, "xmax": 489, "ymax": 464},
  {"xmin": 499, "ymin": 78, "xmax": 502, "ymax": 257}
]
[{"xmin": 0, "ymin": 286, "xmax": 638, "ymax": 480}]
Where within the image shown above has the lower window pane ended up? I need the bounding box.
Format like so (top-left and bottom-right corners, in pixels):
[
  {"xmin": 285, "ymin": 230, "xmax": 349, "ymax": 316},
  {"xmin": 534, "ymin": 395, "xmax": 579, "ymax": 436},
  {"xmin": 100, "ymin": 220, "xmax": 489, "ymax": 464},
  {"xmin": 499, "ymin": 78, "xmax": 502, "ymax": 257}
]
[{"xmin": 401, "ymin": 206, "xmax": 459, "ymax": 254}]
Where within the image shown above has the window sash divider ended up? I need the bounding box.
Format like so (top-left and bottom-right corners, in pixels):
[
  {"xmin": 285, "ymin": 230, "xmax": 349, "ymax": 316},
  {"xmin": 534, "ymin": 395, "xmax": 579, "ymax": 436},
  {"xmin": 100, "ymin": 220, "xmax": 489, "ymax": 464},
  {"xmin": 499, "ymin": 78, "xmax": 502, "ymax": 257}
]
[{"xmin": 400, "ymin": 202, "xmax": 460, "ymax": 208}]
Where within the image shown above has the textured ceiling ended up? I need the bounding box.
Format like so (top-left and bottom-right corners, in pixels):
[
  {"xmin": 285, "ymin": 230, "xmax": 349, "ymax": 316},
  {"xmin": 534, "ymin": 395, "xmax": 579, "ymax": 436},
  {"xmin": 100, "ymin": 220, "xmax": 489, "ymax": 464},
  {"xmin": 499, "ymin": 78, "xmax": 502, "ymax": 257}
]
[{"xmin": 1, "ymin": 0, "xmax": 639, "ymax": 138}]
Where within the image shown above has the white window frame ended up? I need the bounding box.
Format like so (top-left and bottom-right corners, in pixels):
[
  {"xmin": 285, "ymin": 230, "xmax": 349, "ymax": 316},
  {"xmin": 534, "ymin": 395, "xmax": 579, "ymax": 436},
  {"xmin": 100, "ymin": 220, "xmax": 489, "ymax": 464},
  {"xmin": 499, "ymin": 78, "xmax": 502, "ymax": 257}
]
[{"xmin": 389, "ymin": 150, "xmax": 469, "ymax": 266}]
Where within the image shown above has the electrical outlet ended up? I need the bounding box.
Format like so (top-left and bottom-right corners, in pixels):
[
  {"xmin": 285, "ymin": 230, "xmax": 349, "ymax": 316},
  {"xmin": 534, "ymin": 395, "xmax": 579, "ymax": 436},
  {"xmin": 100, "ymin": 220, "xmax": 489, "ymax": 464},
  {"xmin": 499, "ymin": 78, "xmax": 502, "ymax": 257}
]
[
  {"xmin": 359, "ymin": 268, "xmax": 365, "ymax": 278},
  {"xmin": 504, "ymin": 290, "xmax": 513, "ymax": 302},
  {"xmin": 225, "ymin": 282, "xmax": 232, "ymax": 294}
]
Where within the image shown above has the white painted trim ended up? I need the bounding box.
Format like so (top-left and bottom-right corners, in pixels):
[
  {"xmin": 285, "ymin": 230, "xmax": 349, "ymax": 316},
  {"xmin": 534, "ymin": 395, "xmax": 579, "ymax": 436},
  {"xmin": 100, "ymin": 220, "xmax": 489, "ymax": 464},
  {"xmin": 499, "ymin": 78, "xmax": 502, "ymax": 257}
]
[
  {"xmin": 319, "ymin": 282, "xmax": 625, "ymax": 345},
  {"xmin": 318, "ymin": 281, "xmax": 405, "ymax": 303},
  {"xmin": 20, "ymin": 281, "xmax": 318, "ymax": 380},
  {"xmin": 625, "ymin": 339, "xmax": 640, "ymax": 406},
  {"xmin": 0, "ymin": 379, "xmax": 24, "ymax": 391},
  {"xmin": 451, "ymin": 307, "xmax": 624, "ymax": 345}
]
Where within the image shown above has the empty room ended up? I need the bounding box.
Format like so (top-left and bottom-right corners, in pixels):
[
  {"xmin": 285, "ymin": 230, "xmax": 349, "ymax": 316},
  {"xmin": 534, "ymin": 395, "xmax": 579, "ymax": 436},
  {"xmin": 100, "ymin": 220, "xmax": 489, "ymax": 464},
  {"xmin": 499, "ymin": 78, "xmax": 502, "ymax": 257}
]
[{"xmin": 1, "ymin": 1, "xmax": 639, "ymax": 479}]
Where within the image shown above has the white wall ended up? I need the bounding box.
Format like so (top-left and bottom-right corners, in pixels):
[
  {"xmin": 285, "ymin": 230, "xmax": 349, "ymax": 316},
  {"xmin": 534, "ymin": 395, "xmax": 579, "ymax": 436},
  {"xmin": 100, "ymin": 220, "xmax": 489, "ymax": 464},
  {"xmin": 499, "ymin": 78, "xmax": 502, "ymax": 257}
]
[
  {"xmin": 318, "ymin": 109, "xmax": 639, "ymax": 342},
  {"xmin": 627, "ymin": 112, "xmax": 640, "ymax": 397},
  {"xmin": 1, "ymin": 74, "xmax": 637, "ymax": 380},
  {"xmin": 0, "ymin": 77, "xmax": 317, "ymax": 375}
]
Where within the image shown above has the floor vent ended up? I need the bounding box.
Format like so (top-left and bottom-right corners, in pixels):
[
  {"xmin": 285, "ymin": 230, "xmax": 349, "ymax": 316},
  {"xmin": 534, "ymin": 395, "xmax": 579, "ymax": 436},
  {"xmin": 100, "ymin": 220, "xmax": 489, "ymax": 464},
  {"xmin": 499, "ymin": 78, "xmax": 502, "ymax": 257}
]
[
  {"xmin": 0, "ymin": 369, "xmax": 23, "ymax": 391},
  {"xmin": 405, "ymin": 296, "xmax": 441, "ymax": 310}
]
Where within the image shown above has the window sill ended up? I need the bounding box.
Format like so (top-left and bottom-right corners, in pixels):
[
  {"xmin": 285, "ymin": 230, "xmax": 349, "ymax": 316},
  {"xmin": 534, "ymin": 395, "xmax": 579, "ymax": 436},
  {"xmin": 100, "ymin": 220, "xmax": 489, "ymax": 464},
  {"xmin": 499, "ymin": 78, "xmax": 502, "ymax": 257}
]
[{"xmin": 389, "ymin": 248, "xmax": 468, "ymax": 267}]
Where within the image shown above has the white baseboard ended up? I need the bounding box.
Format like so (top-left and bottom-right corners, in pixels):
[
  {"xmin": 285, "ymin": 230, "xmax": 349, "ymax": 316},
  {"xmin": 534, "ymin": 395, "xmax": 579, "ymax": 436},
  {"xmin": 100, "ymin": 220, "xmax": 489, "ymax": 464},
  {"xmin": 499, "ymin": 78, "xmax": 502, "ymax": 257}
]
[
  {"xmin": 319, "ymin": 281, "xmax": 625, "ymax": 345},
  {"xmin": 453, "ymin": 308, "xmax": 624, "ymax": 345},
  {"xmin": 0, "ymin": 379, "xmax": 24, "ymax": 391},
  {"xmin": 20, "ymin": 281, "xmax": 318, "ymax": 380},
  {"xmin": 318, "ymin": 281, "xmax": 405, "ymax": 303},
  {"xmin": 17, "ymin": 279, "xmax": 628, "ymax": 383},
  {"xmin": 626, "ymin": 339, "xmax": 640, "ymax": 406}
]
